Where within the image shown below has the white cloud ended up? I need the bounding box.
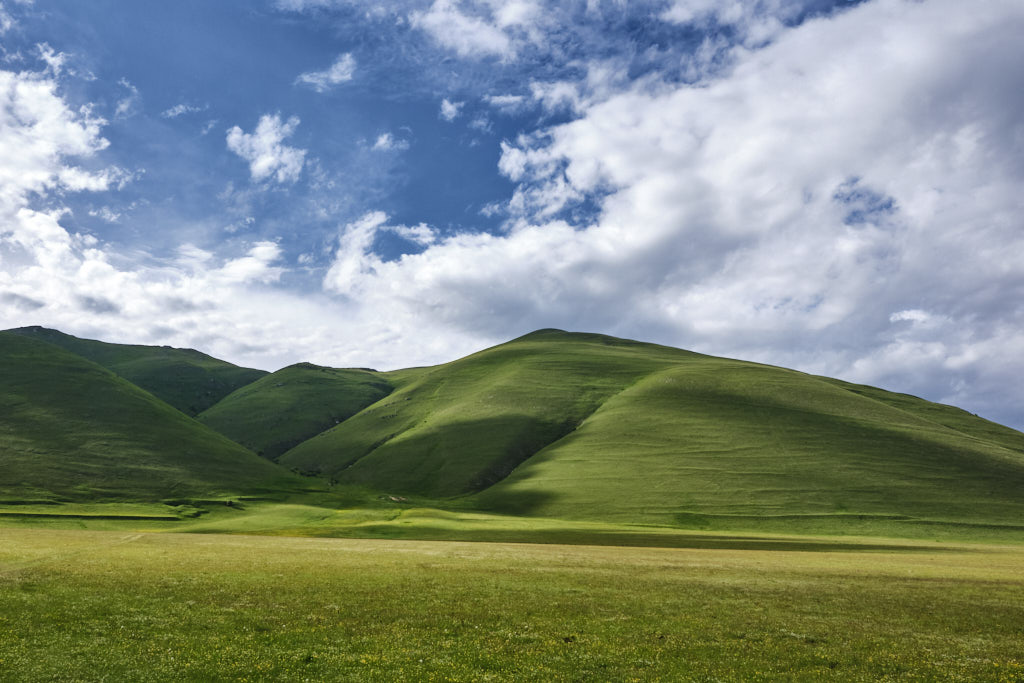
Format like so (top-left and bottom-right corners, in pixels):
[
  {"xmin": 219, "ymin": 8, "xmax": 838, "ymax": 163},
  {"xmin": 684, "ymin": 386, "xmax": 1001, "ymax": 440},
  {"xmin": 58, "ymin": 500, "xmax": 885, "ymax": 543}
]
[
  {"xmin": 484, "ymin": 93, "xmax": 526, "ymax": 113},
  {"xmin": 324, "ymin": 212, "xmax": 438, "ymax": 295},
  {"xmin": 88, "ymin": 206, "xmax": 121, "ymax": 223},
  {"xmin": 0, "ymin": 5, "xmax": 13, "ymax": 34},
  {"xmin": 295, "ymin": 53, "xmax": 356, "ymax": 92},
  {"xmin": 35, "ymin": 43, "xmax": 67, "ymax": 75},
  {"xmin": 372, "ymin": 132, "xmax": 410, "ymax": 151},
  {"xmin": 440, "ymin": 98, "xmax": 463, "ymax": 121},
  {"xmin": 410, "ymin": 0, "xmax": 515, "ymax": 59},
  {"xmin": 114, "ymin": 78, "xmax": 139, "ymax": 119},
  {"xmin": 218, "ymin": 241, "xmax": 284, "ymax": 284},
  {"xmin": 225, "ymin": 114, "xmax": 306, "ymax": 184},
  {"xmin": 161, "ymin": 102, "xmax": 206, "ymax": 118}
]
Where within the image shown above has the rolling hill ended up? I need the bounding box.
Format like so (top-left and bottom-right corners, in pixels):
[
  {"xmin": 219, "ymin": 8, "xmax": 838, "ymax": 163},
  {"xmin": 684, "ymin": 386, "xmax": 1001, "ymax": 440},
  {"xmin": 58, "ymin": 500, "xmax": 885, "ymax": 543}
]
[
  {"xmin": 0, "ymin": 332, "xmax": 305, "ymax": 503},
  {"xmin": 278, "ymin": 329, "xmax": 1024, "ymax": 534},
  {"xmin": 197, "ymin": 363, "xmax": 394, "ymax": 459},
  {"xmin": 8, "ymin": 326, "xmax": 266, "ymax": 416},
  {"xmin": 3, "ymin": 325, "xmax": 1024, "ymax": 539}
]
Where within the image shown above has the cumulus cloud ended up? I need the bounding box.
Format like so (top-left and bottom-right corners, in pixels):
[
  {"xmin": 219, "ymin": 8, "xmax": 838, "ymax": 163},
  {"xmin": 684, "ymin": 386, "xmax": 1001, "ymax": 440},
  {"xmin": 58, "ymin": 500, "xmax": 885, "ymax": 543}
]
[
  {"xmin": 225, "ymin": 114, "xmax": 306, "ymax": 184},
  {"xmin": 295, "ymin": 53, "xmax": 356, "ymax": 92}
]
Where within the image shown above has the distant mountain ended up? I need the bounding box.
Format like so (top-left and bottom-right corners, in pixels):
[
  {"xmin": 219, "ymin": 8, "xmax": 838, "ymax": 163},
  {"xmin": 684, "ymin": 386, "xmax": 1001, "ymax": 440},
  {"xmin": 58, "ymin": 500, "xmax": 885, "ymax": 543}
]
[
  {"xmin": 198, "ymin": 363, "xmax": 394, "ymax": 459},
  {"xmin": 8, "ymin": 326, "xmax": 266, "ymax": 416},
  {"xmin": 0, "ymin": 332, "xmax": 303, "ymax": 502}
]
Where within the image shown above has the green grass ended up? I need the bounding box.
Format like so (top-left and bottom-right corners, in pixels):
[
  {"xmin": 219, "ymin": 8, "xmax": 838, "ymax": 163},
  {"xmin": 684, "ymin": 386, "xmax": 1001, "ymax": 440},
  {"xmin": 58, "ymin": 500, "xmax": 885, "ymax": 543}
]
[
  {"xmin": 5, "ymin": 326, "xmax": 1024, "ymax": 541},
  {"xmin": 0, "ymin": 332, "xmax": 308, "ymax": 502},
  {"xmin": 8, "ymin": 326, "xmax": 266, "ymax": 415},
  {"xmin": 278, "ymin": 329, "xmax": 1024, "ymax": 537},
  {"xmin": 279, "ymin": 329, "xmax": 701, "ymax": 494},
  {"xmin": 475, "ymin": 358, "xmax": 1024, "ymax": 535},
  {"xmin": 198, "ymin": 363, "xmax": 393, "ymax": 459},
  {"xmin": 1, "ymin": 528, "xmax": 1022, "ymax": 681}
]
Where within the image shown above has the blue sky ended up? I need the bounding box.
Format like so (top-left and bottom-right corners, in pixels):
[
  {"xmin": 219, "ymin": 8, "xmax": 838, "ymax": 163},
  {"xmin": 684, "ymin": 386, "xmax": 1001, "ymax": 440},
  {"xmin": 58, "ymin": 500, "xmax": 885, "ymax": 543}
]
[{"xmin": 2, "ymin": 0, "xmax": 1024, "ymax": 430}]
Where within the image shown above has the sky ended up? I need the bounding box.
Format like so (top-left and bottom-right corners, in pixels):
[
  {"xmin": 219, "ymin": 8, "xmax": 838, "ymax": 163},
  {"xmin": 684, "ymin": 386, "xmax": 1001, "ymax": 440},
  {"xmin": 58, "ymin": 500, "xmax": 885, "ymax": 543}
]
[{"xmin": 1, "ymin": 0, "xmax": 1023, "ymax": 429}]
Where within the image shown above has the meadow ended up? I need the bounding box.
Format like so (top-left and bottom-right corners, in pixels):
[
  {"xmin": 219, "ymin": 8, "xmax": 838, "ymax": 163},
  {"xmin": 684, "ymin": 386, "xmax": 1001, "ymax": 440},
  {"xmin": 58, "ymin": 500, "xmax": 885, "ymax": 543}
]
[{"xmin": 2, "ymin": 528, "xmax": 1023, "ymax": 681}]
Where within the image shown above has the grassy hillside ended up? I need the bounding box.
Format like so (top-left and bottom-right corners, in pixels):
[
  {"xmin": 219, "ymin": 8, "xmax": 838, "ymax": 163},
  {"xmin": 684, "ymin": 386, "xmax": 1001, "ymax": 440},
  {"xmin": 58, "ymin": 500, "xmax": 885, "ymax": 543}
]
[
  {"xmin": 7, "ymin": 326, "xmax": 266, "ymax": 415},
  {"xmin": 281, "ymin": 329, "xmax": 1024, "ymax": 535},
  {"xmin": 279, "ymin": 330, "xmax": 696, "ymax": 495},
  {"xmin": 0, "ymin": 332, "xmax": 305, "ymax": 502},
  {"xmin": 198, "ymin": 363, "xmax": 393, "ymax": 459}
]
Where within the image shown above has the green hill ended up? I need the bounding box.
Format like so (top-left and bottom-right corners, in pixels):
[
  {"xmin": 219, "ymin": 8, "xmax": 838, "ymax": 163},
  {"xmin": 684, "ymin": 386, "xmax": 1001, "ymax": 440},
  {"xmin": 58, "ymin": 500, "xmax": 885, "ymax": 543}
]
[
  {"xmin": 0, "ymin": 332, "xmax": 304, "ymax": 503},
  {"xmin": 8, "ymin": 326, "xmax": 266, "ymax": 416},
  {"xmin": 279, "ymin": 329, "xmax": 723, "ymax": 494},
  {"xmin": 197, "ymin": 363, "xmax": 394, "ymax": 459},
  {"xmin": 280, "ymin": 329, "xmax": 1024, "ymax": 534}
]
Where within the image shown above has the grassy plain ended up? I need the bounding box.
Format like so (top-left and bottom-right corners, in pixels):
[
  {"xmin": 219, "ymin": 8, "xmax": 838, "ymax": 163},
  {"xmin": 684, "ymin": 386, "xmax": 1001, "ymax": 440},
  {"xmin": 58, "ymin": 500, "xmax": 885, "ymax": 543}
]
[{"xmin": 1, "ymin": 528, "xmax": 1022, "ymax": 681}]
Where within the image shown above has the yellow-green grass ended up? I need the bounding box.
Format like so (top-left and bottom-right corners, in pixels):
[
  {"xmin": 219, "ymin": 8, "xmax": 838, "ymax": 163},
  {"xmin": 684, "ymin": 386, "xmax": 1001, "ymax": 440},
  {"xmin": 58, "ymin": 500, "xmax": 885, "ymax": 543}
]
[
  {"xmin": 8, "ymin": 326, "xmax": 266, "ymax": 416},
  {"xmin": 1, "ymin": 528, "xmax": 1022, "ymax": 681},
  {"xmin": 0, "ymin": 333, "xmax": 307, "ymax": 503},
  {"xmin": 198, "ymin": 363, "xmax": 393, "ymax": 460}
]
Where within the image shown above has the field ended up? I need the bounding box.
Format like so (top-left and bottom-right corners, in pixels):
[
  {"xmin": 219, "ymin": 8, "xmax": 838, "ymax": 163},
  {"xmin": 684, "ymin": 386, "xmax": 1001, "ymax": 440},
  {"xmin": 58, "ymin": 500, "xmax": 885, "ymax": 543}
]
[{"xmin": 1, "ymin": 528, "xmax": 1023, "ymax": 682}]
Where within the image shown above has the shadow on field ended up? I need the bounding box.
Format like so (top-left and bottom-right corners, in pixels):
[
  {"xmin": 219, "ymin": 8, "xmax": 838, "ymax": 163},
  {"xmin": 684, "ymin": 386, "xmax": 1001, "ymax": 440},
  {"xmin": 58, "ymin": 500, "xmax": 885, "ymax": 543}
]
[{"xmin": 327, "ymin": 524, "xmax": 958, "ymax": 553}]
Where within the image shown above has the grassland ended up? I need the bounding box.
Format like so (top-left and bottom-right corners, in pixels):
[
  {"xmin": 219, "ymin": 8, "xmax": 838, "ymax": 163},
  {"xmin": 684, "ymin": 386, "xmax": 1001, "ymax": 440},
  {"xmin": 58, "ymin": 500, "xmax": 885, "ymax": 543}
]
[{"xmin": 1, "ymin": 528, "xmax": 1022, "ymax": 681}]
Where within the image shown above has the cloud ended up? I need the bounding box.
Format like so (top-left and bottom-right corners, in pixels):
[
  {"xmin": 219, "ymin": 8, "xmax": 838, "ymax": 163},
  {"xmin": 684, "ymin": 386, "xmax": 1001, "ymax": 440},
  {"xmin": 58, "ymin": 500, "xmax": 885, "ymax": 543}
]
[
  {"xmin": 225, "ymin": 114, "xmax": 306, "ymax": 184},
  {"xmin": 161, "ymin": 103, "xmax": 207, "ymax": 118},
  {"xmin": 484, "ymin": 93, "xmax": 526, "ymax": 114},
  {"xmin": 323, "ymin": 212, "xmax": 437, "ymax": 295},
  {"xmin": 87, "ymin": 206, "xmax": 121, "ymax": 223},
  {"xmin": 372, "ymin": 132, "xmax": 410, "ymax": 151},
  {"xmin": 114, "ymin": 77, "xmax": 139, "ymax": 118},
  {"xmin": 295, "ymin": 53, "xmax": 356, "ymax": 92},
  {"xmin": 0, "ymin": 5, "xmax": 13, "ymax": 34},
  {"xmin": 410, "ymin": 0, "xmax": 516, "ymax": 59},
  {"xmin": 217, "ymin": 241, "xmax": 284, "ymax": 284},
  {"xmin": 440, "ymin": 98, "xmax": 463, "ymax": 121}
]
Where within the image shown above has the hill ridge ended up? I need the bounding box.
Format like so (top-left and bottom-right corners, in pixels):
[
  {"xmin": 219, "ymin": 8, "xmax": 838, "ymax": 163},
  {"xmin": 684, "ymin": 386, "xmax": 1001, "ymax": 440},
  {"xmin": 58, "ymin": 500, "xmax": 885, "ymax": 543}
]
[{"xmin": 8, "ymin": 326, "xmax": 266, "ymax": 416}]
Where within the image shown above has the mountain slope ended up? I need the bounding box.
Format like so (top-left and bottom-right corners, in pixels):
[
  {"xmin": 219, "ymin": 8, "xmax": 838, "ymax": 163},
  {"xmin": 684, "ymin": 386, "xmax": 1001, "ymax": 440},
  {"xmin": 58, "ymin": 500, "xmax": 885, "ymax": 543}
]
[
  {"xmin": 281, "ymin": 329, "xmax": 1024, "ymax": 533},
  {"xmin": 198, "ymin": 363, "xmax": 394, "ymax": 459},
  {"xmin": 475, "ymin": 358, "xmax": 1024, "ymax": 530},
  {"xmin": 278, "ymin": 330, "xmax": 710, "ymax": 495},
  {"xmin": 0, "ymin": 332, "xmax": 304, "ymax": 502},
  {"xmin": 7, "ymin": 326, "xmax": 266, "ymax": 416}
]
